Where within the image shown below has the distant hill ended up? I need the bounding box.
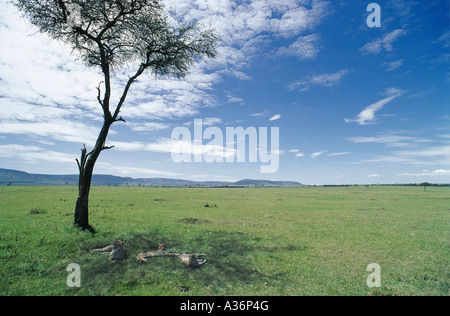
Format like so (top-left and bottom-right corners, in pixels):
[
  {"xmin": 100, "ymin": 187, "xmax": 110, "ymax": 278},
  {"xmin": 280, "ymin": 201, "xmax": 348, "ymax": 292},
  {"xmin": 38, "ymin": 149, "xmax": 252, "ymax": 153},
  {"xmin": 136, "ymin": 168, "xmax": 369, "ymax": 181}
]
[{"xmin": 0, "ymin": 168, "xmax": 304, "ymax": 187}]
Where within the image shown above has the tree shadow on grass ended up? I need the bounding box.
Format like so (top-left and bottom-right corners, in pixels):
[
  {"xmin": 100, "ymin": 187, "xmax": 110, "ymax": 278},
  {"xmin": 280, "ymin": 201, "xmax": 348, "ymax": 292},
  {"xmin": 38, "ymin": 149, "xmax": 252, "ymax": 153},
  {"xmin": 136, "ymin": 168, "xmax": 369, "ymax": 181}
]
[{"xmin": 59, "ymin": 230, "xmax": 307, "ymax": 295}]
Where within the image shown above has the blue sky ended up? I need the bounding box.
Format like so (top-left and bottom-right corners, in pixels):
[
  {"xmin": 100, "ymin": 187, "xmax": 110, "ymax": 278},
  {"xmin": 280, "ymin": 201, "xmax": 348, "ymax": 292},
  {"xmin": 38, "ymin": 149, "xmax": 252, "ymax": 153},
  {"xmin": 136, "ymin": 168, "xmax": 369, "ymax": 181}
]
[{"xmin": 0, "ymin": 0, "xmax": 449, "ymax": 185}]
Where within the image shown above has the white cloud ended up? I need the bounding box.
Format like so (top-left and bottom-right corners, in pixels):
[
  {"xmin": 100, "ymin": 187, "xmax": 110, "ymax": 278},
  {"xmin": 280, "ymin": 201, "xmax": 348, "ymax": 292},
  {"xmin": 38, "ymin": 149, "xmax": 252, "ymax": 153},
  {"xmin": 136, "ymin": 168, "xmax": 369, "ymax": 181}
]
[
  {"xmin": 0, "ymin": 4, "xmax": 108, "ymax": 147},
  {"xmin": 433, "ymin": 31, "xmax": 450, "ymax": 48},
  {"xmin": 394, "ymin": 146, "xmax": 450, "ymax": 160},
  {"xmin": 347, "ymin": 134, "xmax": 434, "ymax": 147},
  {"xmin": 428, "ymin": 169, "xmax": 450, "ymax": 175},
  {"xmin": 344, "ymin": 88, "xmax": 405, "ymax": 125},
  {"xmin": 202, "ymin": 117, "xmax": 223, "ymax": 126},
  {"xmin": 0, "ymin": 120, "xmax": 99, "ymax": 146},
  {"xmin": 219, "ymin": 69, "xmax": 253, "ymax": 81},
  {"xmin": 95, "ymin": 162, "xmax": 182, "ymax": 178},
  {"xmin": 289, "ymin": 69, "xmax": 350, "ymax": 92},
  {"xmin": 129, "ymin": 122, "xmax": 172, "ymax": 132},
  {"xmin": 347, "ymin": 135, "xmax": 417, "ymax": 144},
  {"xmin": 311, "ymin": 151, "xmax": 327, "ymax": 159},
  {"xmin": 398, "ymin": 169, "xmax": 450, "ymax": 177},
  {"xmin": 164, "ymin": 0, "xmax": 330, "ymax": 70},
  {"xmin": 0, "ymin": 144, "xmax": 74, "ymax": 164},
  {"xmin": 226, "ymin": 93, "xmax": 244, "ymax": 104},
  {"xmin": 120, "ymin": 70, "xmax": 220, "ymax": 120},
  {"xmin": 107, "ymin": 137, "xmax": 238, "ymax": 161},
  {"xmin": 277, "ymin": 33, "xmax": 321, "ymax": 60},
  {"xmin": 269, "ymin": 114, "xmax": 282, "ymax": 121},
  {"xmin": 360, "ymin": 29, "xmax": 407, "ymax": 55},
  {"xmin": 181, "ymin": 117, "xmax": 223, "ymax": 127},
  {"xmin": 288, "ymin": 149, "xmax": 305, "ymax": 157},
  {"xmin": 347, "ymin": 132, "xmax": 450, "ymax": 166},
  {"xmin": 328, "ymin": 152, "xmax": 351, "ymax": 157},
  {"xmin": 107, "ymin": 138, "xmax": 176, "ymax": 153},
  {"xmin": 250, "ymin": 111, "xmax": 270, "ymax": 118},
  {"xmin": 364, "ymin": 145, "xmax": 450, "ymax": 166},
  {"xmin": 383, "ymin": 59, "xmax": 403, "ymax": 71}
]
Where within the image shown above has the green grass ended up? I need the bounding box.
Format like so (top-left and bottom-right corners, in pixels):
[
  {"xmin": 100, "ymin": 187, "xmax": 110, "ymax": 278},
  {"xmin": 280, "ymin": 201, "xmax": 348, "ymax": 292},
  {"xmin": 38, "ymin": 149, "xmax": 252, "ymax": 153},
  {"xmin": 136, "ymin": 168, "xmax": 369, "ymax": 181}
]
[{"xmin": 0, "ymin": 186, "xmax": 448, "ymax": 296}]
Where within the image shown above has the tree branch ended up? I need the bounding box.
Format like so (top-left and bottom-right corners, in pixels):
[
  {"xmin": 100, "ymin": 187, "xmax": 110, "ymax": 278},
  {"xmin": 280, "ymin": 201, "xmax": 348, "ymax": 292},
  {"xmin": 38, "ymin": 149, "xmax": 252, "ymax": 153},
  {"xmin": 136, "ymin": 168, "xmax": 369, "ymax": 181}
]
[
  {"xmin": 76, "ymin": 144, "xmax": 88, "ymax": 174},
  {"xmin": 101, "ymin": 145, "xmax": 115, "ymax": 151},
  {"xmin": 113, "ymin": 116, "xmax": 127, "ymax": 124},
  {"xmin": 96, "ymin": 41, "xmax": 112, "ymax": 123},
  {"xmin": 96, "ymin": 81, "xmax": 104, "ymax": 107},
  {"xmin": 76, "ymin": 158, "xmax": 82, "ymax": 173},
  {"xmin": 111, "ymin": 64, "xmax": 147, "ymax": 123}
]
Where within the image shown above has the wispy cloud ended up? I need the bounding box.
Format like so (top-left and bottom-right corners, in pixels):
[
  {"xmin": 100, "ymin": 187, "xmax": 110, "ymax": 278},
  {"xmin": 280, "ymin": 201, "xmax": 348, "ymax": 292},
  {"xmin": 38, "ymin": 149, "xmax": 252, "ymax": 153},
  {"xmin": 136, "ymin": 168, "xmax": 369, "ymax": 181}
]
[
  {"xmin": 433, "ymin": 30, "xmax": 450, "ymax": 48},
  {"xmin": 0, "ymin": 144, "xmax": 75, "ymax": 164},
  {"xmin": 288, "ymin": 69, "xmax": 350, "ymax": 92},
  {"xmin": 328, "ymin": 152, "xmax": 351, "ymax": 157},
  {"xmin": 399, "ymin": 169, "xmax": 450, "ymax": 177},
  {"xmin": 129, "ymin": 122, "xmax": 172, "ymax": 132},
  {"xmin": 250, "ymin": 111, "xmax": 270, "ymax": 118},
  {"xmin": 363, "ymin": 145, "xmax": 450, "ymax": 166},
  {"xmin": 382, "ymin": 59, "xmax": 403, "ymax": 71},
  {"xmin": 96, "ymin": 162, "xmax": 182, "ymax": 178},
  {"xmin": 311, "ymin": 151, "xmax": 327, "ymax": 159},
  {"xmin": 288, "ymin": 149, "xmax": 305, "ymax": 157},
  {"xmin": 346, "ymin": 133, "xmax": 435, "ymax": 153},
  {"xmin": 106, "ymin": 137, "xmax": 238, "ymax": 161},
  {"xmin": 179, "ymin": 117, "xmax": 223, "ymax": 127},
  {"xmin": 360, "ymin": 29, "xmax": 407, "ymax": 55},
  {"xmin": 344, "ymin": 88, "xmax": 405, "ymax": 125},
  {"xmin": 347, "ymin": 135, "xmax": 417, "ymax": 144},
  {"xmin": 0, "ymin": 119, "xmax": 100, "ymax": 146}
]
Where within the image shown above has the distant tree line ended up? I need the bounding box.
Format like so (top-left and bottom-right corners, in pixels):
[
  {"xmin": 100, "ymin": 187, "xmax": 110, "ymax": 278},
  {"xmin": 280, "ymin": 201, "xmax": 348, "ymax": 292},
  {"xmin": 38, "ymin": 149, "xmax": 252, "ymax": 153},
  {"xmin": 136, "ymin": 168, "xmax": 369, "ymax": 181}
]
[{"xmin": 318, "ymin": 183, "xmax": 449, "ymax": 188}]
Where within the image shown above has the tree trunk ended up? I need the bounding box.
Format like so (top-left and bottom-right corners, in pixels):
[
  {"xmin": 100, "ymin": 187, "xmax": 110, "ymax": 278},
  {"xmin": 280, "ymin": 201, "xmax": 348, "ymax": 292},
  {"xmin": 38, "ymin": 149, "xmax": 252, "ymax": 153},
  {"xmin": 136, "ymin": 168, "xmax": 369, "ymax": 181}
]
[
  {"xmin": 74, "ymin": 158, "xmax": 93, "ymax": 229},
  {"xmin": 74, "ymin": 122, "xmax": 111, "ymax": 230},
  {"xmin": 74, "ymin": 182, "xmax": 90, "ymax": 229}
]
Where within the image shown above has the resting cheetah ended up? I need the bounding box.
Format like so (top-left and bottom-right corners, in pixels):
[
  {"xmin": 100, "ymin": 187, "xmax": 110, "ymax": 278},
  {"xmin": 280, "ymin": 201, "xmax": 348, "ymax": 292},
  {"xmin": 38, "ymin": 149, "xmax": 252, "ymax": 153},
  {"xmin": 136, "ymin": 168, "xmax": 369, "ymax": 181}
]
[{"xmin": 137, "ymin": 243, "xmax": 206, "ymax": 267}]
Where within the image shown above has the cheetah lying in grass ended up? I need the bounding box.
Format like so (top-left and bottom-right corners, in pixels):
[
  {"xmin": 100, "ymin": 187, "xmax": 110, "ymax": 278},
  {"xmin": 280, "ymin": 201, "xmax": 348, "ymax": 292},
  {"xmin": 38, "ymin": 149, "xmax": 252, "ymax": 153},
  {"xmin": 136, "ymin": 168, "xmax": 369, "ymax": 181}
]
[
  {"xmin": 91, "ymin": 242, "xmax": 206, "ymax": 267},
  {"xmin": 90, "ymin": 240, "xmax": 127, "ymax": 261},
  {"xmin": 137, "ymin": 243, "xmax": 207, "ymax": 267}
]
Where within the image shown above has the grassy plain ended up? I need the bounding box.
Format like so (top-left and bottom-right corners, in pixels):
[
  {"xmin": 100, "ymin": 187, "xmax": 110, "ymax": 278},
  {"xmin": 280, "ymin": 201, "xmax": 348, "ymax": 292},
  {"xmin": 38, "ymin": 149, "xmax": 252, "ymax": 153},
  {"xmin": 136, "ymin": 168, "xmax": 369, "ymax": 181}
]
[{"xmin": 0, "ymin": 185, "xmax": 448, "ymax": 296}]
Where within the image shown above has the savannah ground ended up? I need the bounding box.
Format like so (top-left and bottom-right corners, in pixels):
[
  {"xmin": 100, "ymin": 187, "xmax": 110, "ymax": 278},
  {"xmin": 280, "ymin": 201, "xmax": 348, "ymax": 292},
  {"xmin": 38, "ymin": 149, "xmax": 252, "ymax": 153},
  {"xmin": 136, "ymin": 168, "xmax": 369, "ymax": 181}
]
[{"xmin": 0, "ymin": 185, "xmax": 448, "ymax": 296}]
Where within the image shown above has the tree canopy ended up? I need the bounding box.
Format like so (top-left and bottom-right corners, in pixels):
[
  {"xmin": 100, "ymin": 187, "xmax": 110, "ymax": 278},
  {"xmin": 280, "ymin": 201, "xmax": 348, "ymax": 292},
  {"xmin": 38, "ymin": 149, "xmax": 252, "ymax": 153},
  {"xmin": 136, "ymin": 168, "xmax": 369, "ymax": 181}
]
[{"xmin": 15, "ymin": 0, "xmax": 217, "ymax": 75}]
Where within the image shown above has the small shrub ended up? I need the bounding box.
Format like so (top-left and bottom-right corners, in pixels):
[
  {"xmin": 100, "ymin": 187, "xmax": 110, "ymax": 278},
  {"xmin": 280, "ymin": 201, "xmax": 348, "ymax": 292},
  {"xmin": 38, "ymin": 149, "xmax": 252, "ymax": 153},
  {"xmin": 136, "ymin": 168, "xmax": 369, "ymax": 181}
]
[{"xmin": 28, "ymin": 208, "xmax": 47, "ymax": 215}]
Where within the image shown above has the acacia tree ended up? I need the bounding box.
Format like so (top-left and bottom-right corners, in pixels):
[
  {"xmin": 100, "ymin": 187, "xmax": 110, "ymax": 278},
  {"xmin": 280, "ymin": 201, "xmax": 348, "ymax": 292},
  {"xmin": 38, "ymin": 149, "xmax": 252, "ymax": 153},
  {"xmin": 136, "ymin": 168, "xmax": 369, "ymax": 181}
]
[
  {"xmin": 420, "ymin": 182, "xmax": 431, "ymax": 192},
  {"xmin": 14, "ymin": 0, "xmax": 218, "ymax": 230}
]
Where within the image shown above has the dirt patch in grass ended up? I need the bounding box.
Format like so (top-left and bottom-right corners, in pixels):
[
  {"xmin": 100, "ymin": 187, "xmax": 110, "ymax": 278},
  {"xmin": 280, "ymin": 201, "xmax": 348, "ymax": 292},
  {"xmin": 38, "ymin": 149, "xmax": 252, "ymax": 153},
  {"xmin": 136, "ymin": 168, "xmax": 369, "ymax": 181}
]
[
  {"xmin": 178, "ymin": 217, "xmax": 212, "ymax": 225},
  {"xmin": 28, "ymin": 208, "xmax": 47, "ymax": 215}
]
